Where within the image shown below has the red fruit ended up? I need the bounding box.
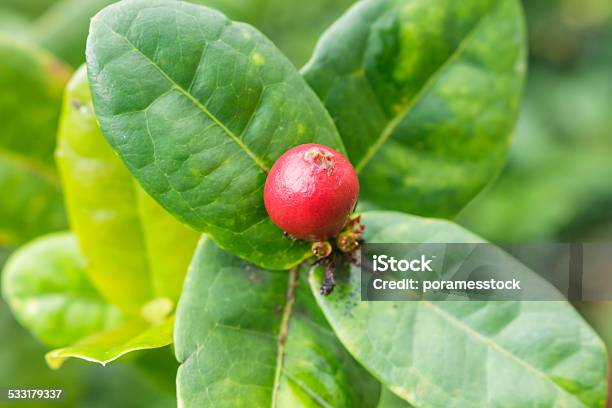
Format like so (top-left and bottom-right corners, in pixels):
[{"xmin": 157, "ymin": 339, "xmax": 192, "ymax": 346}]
[{"xmin": 264, "ymin": 144, "xmax": 359, "ymax": 241}]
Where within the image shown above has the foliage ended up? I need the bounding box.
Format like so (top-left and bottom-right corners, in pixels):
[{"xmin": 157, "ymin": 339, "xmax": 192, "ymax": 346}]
[
  {"xmin": 303, "ymin": 0, "xmax": 526, "ymax": 218},
  {"xmin": 0, "ymin": 0, "xmax": 609, "ymax": 407},
  {"xmin": 85, "ymin": 0, "xmax": 345, "ymax": 270},
  {"xmin": 3, "ymin": 62, "xmax": 198, "ymax": 369},
  {"xmin": 176, "ymin": 237, "xmax": 380, "ymax": 407},
  {"xmin": 459, "ymin": 67, "xmax": 612, "ymax": 241},
  {"xmin": 0, "ymin": 35, "xmax": 69, "ymax": 247},
  {"xmin": 310, "ymin": 212, "xmax": 607, "ymax": 407},
  {"xmin": 2, "ymin": 233, "xmax": 122, "ymax": 348},
  {"xmin": 56, "ymin": 66, "xmax": 200, "ymax": 313}
]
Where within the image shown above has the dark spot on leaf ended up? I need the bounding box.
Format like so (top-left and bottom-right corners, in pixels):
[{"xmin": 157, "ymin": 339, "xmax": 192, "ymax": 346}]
[{"xmin": 71, "ymin": 99, "xmax": 83, "ymax": 110}]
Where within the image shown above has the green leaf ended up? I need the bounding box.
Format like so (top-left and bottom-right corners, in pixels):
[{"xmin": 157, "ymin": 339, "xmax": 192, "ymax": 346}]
[
  {"xmin": 56, "ymin": 65, "xmax": 200, "ymax": 315},
  {"xmin": 0, "ymin": 157, "xmax": 65, "ymax": 247},
  {"xmin": 0, "ymin": 36, "xmax": 71, "ymax": 163},
  {"xmin": 175, "ymin": 237, "xmax": 379, "ymax": 407},
  {"xmin": 0, "ymin": 35, "xmax": 70, "ymax": 245},
  {"xmin": 377, "ymin": 388, "xmax": 413, "ymax": 408},
  {"xmin": 46, "ymin": 316, "xmax": 174, "ymax": 369},
  {"xmin": 302, "ymin": 0, "xmax": 527, "ymax": 218},
  {"xmin": 1, "ymin": 229, "xmax": 177, "ymax": 369},
  {"xmin": 1, "ymin": 232, "xmax": 123, "ymax": 348},
  {"xmin": 86, "ymin": 0, "xmax": 345, "ymax": 270},
  {"xmin": 310, "ymin": 211, "xmax": 608, "ymax": 407}
]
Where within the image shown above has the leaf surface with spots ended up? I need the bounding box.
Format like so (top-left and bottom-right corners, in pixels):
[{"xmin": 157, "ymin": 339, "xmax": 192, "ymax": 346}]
[
  {"xmin": 175, "ymin": 237, "xmax": 379, "ymax": 407},
  {"xmin": 310, "ymin": 212, "xmax": 608, "ymax": 407}
]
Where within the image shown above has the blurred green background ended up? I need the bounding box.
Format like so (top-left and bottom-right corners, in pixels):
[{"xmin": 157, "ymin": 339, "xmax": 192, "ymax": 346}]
[
  {"xmin": 0, "ymin": 0, "xmax": 610, "ymax": 406},
  {"xmin": 457, "ymin": 0, "xmax": 612, "ymax": 368}
]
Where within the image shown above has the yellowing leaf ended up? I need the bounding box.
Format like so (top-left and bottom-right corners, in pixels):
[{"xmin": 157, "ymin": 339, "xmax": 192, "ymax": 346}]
[
  {"xmin": 46, "ymin": 316, "xmax": 174, "ymax": 369},
  {"xmin": 56, "ymin": 66, "xmax": 200, "ymax": 315}
]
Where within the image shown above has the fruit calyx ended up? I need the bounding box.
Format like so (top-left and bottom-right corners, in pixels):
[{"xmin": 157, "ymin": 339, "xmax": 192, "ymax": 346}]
[
  {"xmin": 336, "ymin": 215, "xmax": 365, "ymax": 253},
  {"xmin": 311, "ymin": 241, "xmax": 333, "ymax": 259},
  {"xmin": 311, "ymin": 214, "xmax": 365, "ymax": 296}
]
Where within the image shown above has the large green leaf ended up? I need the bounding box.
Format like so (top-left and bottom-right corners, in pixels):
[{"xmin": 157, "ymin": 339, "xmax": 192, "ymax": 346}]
[
  {"xmin": 56, "ymin": 66, "xmax": 200, "ymax": 315},
  {"xmin": 0, "ymin": 35, "xmax": 70, "ymax": 245},
  {"xmin": 175, "ymin": 237, "xmax": 379, "ymax": 407},
  {"xmin": 302, "ymin": 0, "xmax": 526, "ymax": 218},
  {"xmin": 310, "ymin": 212, "xmax": 608, "ymax": 407},
  {"xmin": 86, "ymin": 0, "xmax": 345, "ymax": 270},
  {"xmin": 46, "ymin": 316, "xmax": 174, "ymax": 369},
  {"xmin": 1, "ymin": 232, "xmax": 122, "ymax": 348}
]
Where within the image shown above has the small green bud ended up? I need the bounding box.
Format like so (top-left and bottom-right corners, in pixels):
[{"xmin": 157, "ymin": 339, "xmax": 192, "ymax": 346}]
[{"xmin": 311, "ymin": 240, "xmax": 333, "ymax": 259}]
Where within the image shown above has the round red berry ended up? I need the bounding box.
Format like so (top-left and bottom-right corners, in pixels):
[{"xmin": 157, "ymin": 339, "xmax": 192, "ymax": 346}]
[{"xmin": 264, "ymin": 144, "xmax": 359, "ymax": 241}]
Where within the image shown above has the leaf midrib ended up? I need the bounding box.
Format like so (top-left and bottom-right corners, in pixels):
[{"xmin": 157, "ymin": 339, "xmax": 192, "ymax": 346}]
[
  {"xmin": 354, "ymin": 1, "xmax": 499, "ymax": 173},
  {"xmin": 271, "ymin": 266, "xmax": 299, "ymax": 408},
  {"xmin": 421, "ymin": 300, "xmax": 584, "ymax": 406},
  {"xmin": 98, "ymin": 19, "xmax": 270, "ymax": 173},
  {"xmin": 368, "ymin": 221, "xmax": 585, "ymax": 405},
  {"xmin": 311, "ymin": 276, "xmax": 587, "ymax": 406}
]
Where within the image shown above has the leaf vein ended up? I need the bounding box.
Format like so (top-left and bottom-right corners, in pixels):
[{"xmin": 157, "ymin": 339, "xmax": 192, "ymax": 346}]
[
  {"xmin": 354, "ymin": 1, "xmax": 498, "ymax": 173},
  {"xmin": 271, "ymin": 266, "xmax": 299, "ymax": 407},
  {"xmin": 98, "ymin": 19, "xmax": 270, "ymax": 173},
  {"xmin": 422, "ymin": 301, "xmax": 582, "ymax": 404}
]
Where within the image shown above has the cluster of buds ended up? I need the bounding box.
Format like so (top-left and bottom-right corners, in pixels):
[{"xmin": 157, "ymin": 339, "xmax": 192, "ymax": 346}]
[
  {"xmin": 310, "ymin": 215, "xmax": 365, "ymax": 296},
  {"xmin": 336, "ymin": 215, "xmax": 365, "ymax": 253},
  {"xmin": 311, "ymin": 240, "xmax": 333, "ymax": 259},
  {"xmin": 310, "ymin": 215, "xmax": 365, "ymax": 259}
]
